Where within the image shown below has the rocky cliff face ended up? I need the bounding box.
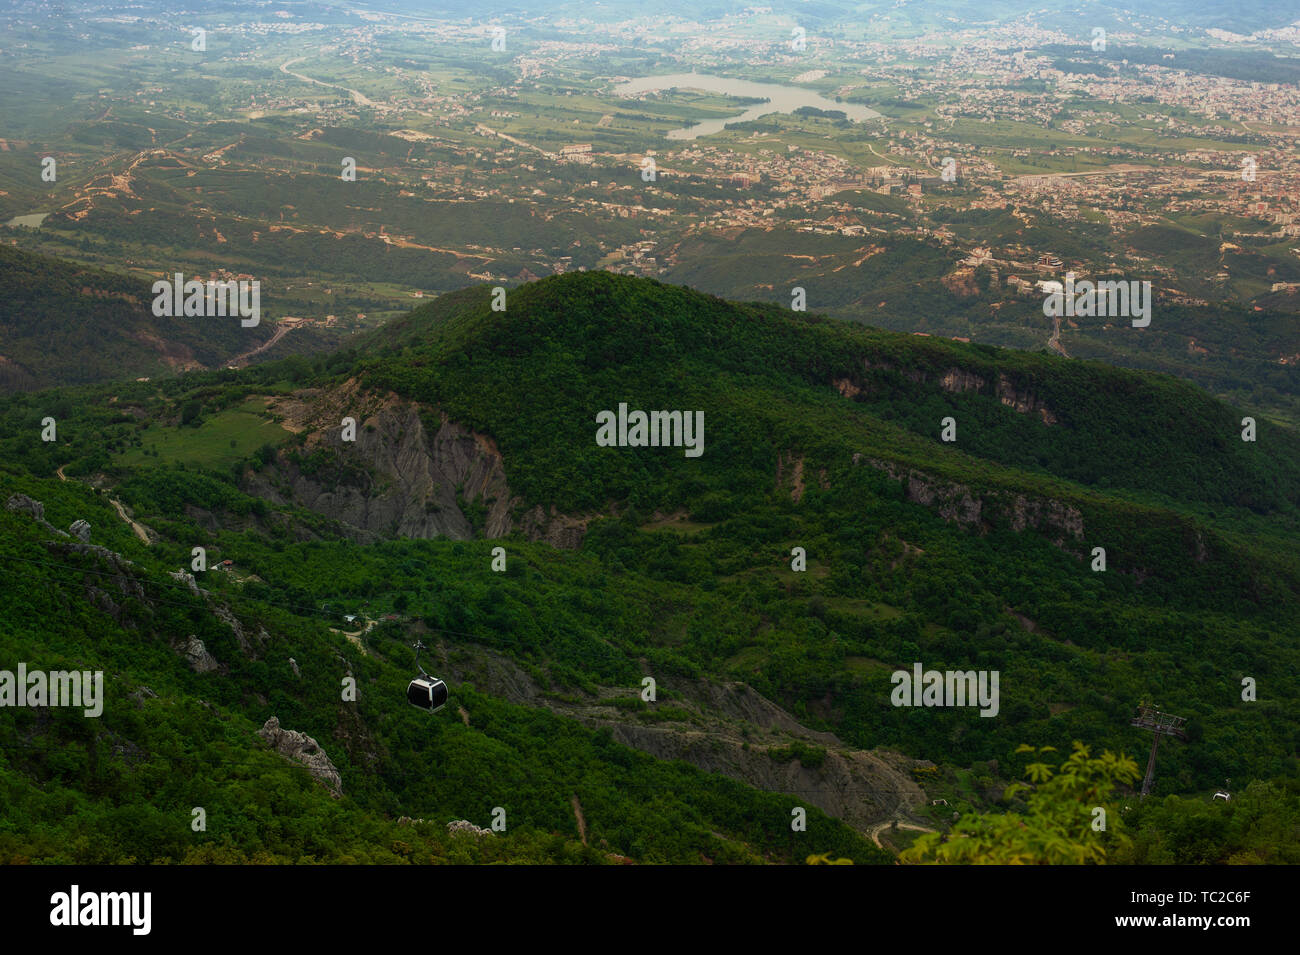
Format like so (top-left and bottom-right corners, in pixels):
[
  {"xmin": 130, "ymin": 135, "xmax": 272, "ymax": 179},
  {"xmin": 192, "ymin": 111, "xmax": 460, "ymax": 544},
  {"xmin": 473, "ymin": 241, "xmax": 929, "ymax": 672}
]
[
  {"xmin": 847, "ymin": 360, "xmax": 1059, "ymax": 426},
  {"xmin": 248, "ymin": 380, "xmax": 586, "ymax": 547},
  {"xmin": 430, "ymin": 643, "xmax": 931, "ymax": 837},
  {"xmin": 41, "ymin": 539, "xmax": 145, "ymax": 625},
  {"xmin": 939, "ymin": 367, "xmax": 987, "ymax": 394},
  {"xmin": 178, "ymin": 635, "xmax": 219, "ymax": 673},
  {"xmin": 854, "ymin": 454, "xmax": 1085, "ymax": 546},
  {"xmin": 10, "ymin": 493, "xmax": 266, "ymax": 665},
  {"xmin": 994, "ymin": 373, "xmax": 1057, "ymax": 425},
  {"xmin": 7, "ymin": 493, "xmax": 72, "ymax": 539},
  {"xmin": 600, "ymin": 721, "xmax": 922, "ymax": 834},
  {"xmin": 257, "ymin": 717, "xmax": 343, "ymax": 797}
]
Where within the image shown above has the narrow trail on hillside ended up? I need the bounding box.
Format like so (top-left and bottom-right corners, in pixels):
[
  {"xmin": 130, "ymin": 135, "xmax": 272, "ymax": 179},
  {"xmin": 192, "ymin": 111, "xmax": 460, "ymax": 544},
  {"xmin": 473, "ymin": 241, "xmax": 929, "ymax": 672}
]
[
  {"xmin": 571, "ymin": 795, "xmax": 588, "ymax": 845},
  {"xmin": 111, "ymin": 498, "xmax": 152, "ymax": 545},
  {"xmin": 56, "ymin": 466, "xmax": 152, "ymax": 544}
]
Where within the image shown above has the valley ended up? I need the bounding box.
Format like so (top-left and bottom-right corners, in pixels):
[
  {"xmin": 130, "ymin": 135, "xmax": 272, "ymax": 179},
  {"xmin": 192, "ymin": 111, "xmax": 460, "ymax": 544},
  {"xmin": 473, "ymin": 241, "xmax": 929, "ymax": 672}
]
[{"xmin": 0, "ymin": 0, "xmax": 1297, "ymax": 871}]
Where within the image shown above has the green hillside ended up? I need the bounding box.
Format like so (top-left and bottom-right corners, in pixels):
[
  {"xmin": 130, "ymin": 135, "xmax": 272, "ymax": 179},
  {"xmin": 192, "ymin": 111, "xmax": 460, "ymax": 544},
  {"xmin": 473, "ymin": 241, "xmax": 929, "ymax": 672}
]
[
  {"xmin": 2, "ymin": 271, "xmax": 1297, "ymax": 864},
  {"xmin": 0, "ymin": 244, "xmax": 309, "ymax": 392}
]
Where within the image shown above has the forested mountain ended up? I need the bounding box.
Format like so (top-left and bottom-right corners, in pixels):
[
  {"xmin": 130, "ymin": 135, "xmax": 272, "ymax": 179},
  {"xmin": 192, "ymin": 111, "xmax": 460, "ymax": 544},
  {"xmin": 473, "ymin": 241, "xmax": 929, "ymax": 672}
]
[
  {"xmin": 1, "ymin": 272, "xmax": 1296, "ymax": 864},
  {"xmin": 0, "ymin": 245, "xmax": 298, "ymax": 392}
]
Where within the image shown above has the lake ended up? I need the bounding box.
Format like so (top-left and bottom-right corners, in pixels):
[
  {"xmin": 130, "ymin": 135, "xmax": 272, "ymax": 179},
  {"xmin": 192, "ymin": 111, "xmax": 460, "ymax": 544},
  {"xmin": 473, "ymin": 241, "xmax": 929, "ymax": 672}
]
[{"xmin": 612, "ymin": 73, "xmax": 881, "ymax": 140}]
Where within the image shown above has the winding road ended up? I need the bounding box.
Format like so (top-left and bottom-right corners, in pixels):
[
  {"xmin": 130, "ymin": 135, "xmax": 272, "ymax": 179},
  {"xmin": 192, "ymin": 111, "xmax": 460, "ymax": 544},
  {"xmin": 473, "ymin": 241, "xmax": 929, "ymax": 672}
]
[{"xmin": 1047, "ymin": 316, "xmax": 1071, "ymax": 358}]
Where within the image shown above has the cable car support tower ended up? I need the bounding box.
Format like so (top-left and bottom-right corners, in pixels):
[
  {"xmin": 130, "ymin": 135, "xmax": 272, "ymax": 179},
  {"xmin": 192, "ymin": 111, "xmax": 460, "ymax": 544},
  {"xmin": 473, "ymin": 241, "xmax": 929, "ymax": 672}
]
[{"xmin": 1130, "ymin": 704, "xmax": 1188, "ymax": 797}]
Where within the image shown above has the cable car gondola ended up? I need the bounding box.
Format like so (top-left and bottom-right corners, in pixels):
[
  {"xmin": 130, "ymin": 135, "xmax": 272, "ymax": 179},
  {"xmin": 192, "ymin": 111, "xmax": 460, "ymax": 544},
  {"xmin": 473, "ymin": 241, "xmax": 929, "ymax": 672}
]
[{"xmin": 407, "ymin": 640, "xmax": 448, "ymax": 713}]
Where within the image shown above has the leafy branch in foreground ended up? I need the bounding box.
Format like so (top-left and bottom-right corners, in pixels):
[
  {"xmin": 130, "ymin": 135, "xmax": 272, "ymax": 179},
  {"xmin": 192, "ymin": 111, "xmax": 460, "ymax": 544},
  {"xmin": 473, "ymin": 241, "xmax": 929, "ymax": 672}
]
[{"xmin": 901, "ymin": 743, "xmax": 1140, "ymax": 864}]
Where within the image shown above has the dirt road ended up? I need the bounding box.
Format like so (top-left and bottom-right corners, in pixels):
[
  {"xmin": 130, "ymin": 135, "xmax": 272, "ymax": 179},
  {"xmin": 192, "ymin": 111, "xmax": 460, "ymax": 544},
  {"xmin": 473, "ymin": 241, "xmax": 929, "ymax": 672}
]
[
  {"xmin": 111, "ymin": 498, "xmax": 152, "ymax": 545},
  {"xmin": 868, "ymin": 818, "xmax": 935, "ymax": 850},
  {"xmin": 56, "ymin": 466, "xmax": 152, "ymax": 544},
  {"xmin": 228, "ymin": 321, "xmax": 291, "ymax": 367},
  {"xmin": 330, "ymin": 616, "xmax": 378, "ymax": 652}
]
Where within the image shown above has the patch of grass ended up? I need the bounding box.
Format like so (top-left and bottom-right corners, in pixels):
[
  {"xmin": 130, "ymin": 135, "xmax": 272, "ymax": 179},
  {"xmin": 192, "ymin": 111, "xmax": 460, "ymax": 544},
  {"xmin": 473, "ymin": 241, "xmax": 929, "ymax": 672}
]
[
  {"xmin": 824, "ymin": 598, "xmax": 903, "ymax": 620},
  {"xmin": 844, "ymin": 655, "xmax": 892, "ymax": 677},
  {"xmin": 116, "ymin": 398, "xmax": 290, "ymax": 469},
  {"xmin": 640, "ymin": 514, "xmax": 716, "ymax": 535},
  {"xmin": 725, "ymin": 645, "xmax": 769, "ymax": 673}
]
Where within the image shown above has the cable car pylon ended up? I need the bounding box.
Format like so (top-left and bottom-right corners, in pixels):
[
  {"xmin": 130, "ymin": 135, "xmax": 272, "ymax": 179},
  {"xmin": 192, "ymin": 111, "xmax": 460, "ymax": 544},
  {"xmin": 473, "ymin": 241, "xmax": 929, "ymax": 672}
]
[{"xmin": 1130, "ymin": 703, "xmax": 1188, "ymax": 797}]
